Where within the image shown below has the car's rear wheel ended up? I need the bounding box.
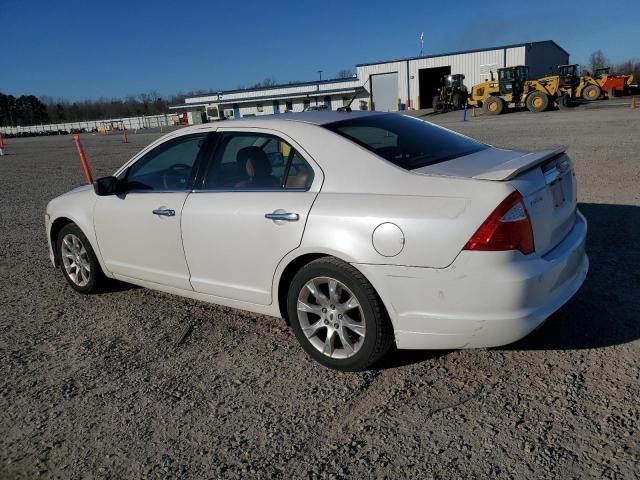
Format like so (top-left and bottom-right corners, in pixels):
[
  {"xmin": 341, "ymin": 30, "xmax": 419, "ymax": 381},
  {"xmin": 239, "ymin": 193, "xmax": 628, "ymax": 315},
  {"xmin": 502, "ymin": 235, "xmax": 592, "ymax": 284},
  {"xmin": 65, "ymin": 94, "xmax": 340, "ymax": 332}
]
[
  {"xmin": 57, "ymin": 223, "xmax": 105, "ymax": 294},
  {"xmin": 287, "ymin": 257, "xmax": 393, "ymax": 371}
]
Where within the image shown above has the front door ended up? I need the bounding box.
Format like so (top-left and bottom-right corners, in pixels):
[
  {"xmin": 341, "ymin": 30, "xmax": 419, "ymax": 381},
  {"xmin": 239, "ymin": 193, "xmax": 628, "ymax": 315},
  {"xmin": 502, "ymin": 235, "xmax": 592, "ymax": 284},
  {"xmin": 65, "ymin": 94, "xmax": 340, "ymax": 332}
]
[
  {"xmin": 181, "ymin": 129, "xmax": 321, "ymax": 305},
  {"xmin": 94, "ymin": 133, "xmax": 211, "ymax": 289}
]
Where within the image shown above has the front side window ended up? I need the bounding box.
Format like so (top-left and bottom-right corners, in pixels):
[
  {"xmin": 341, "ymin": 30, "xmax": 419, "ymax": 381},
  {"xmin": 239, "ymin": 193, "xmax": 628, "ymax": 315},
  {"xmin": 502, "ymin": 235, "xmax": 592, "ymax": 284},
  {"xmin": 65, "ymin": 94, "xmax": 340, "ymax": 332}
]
[
  {"xmin": 125, "ymin": 133, "xmax": 208, "ymax": 191},
  {"xmin": 202, "ymin": 132, "xmax": 314, "ymax": 190},
  {"xmin": 324, "ymin": 114, "xmax": 487, "ymax": 170}
]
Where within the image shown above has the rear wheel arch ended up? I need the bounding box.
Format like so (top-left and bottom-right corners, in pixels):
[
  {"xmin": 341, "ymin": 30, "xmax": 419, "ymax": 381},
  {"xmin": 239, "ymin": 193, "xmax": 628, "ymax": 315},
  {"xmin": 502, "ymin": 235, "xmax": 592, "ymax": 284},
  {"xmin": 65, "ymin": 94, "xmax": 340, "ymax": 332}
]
[
  {"xmin": 277, "ymin": 253, "xmax": 329, "ymax": 323},
  {"xmin": 276, "ymin": 254, "xmax": 392, "ymax": 329}
]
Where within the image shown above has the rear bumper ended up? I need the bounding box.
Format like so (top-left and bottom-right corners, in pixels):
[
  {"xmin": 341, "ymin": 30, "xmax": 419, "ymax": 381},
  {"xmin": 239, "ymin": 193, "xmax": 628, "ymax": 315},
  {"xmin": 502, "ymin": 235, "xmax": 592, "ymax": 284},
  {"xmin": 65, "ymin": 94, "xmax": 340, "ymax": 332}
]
[{"xmin": 354, "ymin": 210, "xmax": 588, "ymax": 350}]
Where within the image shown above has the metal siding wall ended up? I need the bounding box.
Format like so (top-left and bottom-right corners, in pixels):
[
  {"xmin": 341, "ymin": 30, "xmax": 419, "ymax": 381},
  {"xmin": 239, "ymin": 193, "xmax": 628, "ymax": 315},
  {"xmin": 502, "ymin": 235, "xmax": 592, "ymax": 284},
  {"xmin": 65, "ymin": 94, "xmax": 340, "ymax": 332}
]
[
  {"xmin": 525, "ymin": 42, "xmax": 570, "ymax": 78},
  {"xmin": 357, "ymin": 61, "xmax": 407, "ymax": 107},
  {"xmin": 408, "ymin": 49, "xmax": 505, "ymax": 107},
  {"xmin": 505, "ymin": 47, "xmax": 525, "ymax": 67}
]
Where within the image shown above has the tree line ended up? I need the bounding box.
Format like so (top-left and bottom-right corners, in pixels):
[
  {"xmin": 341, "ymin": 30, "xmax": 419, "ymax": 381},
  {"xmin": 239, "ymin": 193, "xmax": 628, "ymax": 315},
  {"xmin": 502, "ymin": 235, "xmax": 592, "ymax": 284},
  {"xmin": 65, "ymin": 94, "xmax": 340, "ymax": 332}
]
[
  {"xmin": 0, "ymin": 91, "xmax": 173, "ymax": 127},
  {"xmin": 586, "ymin": 50, "xmax": 640, "ymax": 81}
]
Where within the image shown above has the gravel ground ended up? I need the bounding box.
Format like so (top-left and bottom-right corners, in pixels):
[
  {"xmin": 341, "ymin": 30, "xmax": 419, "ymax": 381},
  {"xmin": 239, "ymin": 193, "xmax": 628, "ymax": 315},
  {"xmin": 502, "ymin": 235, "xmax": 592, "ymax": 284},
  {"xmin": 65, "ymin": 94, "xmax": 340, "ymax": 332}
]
[{"xmin": 1, "ymin": 103, "xmax": 639, "ymax": 479}]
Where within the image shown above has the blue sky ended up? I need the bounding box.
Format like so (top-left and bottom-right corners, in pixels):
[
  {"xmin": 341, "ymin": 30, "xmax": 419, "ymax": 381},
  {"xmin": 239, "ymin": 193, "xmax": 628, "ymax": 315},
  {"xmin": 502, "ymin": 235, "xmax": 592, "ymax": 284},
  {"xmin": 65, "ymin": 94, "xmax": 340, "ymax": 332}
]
[{"xmin": 2, "ymin": 0, "xmax": 638, "ymax": 100}]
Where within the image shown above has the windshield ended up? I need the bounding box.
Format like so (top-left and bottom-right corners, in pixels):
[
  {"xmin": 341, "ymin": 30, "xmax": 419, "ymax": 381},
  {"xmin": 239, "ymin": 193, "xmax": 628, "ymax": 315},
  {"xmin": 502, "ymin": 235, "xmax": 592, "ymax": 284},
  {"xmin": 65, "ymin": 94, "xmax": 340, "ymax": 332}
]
[{"xmin": 323, "ymin": 114, "xmax": 487, "ymax": 170}]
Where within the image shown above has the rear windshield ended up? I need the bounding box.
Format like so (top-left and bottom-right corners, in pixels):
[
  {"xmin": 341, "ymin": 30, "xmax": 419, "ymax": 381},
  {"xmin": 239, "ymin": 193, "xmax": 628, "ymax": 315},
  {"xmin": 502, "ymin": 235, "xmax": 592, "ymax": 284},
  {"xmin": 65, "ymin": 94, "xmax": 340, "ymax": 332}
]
[{"xmin": 324, "ymin": 114, "xmax": 487, "ymax": 170}]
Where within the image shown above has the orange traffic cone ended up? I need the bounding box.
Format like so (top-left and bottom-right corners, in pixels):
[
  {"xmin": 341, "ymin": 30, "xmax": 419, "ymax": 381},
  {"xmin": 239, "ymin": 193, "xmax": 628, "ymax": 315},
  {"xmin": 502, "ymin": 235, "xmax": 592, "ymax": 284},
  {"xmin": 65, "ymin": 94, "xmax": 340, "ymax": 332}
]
[{"xmin": 631, "ymin": 96, "xmax": 637, "ymax": 109}]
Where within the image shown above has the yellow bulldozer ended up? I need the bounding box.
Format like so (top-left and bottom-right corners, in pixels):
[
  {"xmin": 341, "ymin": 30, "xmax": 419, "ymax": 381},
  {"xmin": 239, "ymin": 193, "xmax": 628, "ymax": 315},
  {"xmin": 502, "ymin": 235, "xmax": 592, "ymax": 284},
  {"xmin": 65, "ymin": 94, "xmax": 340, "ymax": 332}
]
[{"xmin": 468, "ymin": 66, "xmax": 568, "ymax": 114}]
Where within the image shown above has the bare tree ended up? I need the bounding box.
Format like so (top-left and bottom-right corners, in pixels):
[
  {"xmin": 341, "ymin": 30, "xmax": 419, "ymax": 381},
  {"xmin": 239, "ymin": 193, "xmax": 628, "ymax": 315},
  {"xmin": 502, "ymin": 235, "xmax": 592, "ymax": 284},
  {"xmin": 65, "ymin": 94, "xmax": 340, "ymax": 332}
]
[{"xmin": 589, "ymin": 50, "xmax": 610, "ymax": 74}]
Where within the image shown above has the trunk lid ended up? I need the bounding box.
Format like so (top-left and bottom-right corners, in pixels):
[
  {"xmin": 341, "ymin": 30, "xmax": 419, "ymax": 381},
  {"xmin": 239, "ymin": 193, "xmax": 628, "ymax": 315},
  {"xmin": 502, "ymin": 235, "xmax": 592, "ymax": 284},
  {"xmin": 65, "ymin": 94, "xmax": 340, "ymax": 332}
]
[{"xmin": 414, "ymin": 146, "xmax": 577, "ymax": 255}]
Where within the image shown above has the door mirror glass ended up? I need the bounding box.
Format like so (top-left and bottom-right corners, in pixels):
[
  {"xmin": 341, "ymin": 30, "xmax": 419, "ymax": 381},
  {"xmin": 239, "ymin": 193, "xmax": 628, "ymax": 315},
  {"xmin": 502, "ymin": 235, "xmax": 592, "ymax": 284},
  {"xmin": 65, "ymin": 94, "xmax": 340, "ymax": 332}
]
[{"xmin": 93, "ymin": 176, "xmax": 121, "ymax": 196}]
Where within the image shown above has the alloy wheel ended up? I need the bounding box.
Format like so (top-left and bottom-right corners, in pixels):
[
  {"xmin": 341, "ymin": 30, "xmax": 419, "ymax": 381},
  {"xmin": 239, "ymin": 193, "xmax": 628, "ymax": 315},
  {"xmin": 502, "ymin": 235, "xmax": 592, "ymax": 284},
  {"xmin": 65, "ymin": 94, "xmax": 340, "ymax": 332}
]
[
  {"xmin": 296, "ymin": 276, "xmax": 366, "ymax": 359},
  {"xmin": 60, "ymin": 233, "xmax": 91, "ymax": 287}
]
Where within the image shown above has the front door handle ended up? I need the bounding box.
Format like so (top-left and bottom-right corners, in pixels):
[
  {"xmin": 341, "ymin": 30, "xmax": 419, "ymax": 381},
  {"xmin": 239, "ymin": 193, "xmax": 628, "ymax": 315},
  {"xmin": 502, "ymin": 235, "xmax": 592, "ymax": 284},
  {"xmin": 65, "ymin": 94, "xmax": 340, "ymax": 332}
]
[
  {"xmin": 265, "ymin": 212, "xmax": 299, "ymax": 222},
  {"xmin": 152, "ymin": 208, "xmax": 176, "ymax": 217}
]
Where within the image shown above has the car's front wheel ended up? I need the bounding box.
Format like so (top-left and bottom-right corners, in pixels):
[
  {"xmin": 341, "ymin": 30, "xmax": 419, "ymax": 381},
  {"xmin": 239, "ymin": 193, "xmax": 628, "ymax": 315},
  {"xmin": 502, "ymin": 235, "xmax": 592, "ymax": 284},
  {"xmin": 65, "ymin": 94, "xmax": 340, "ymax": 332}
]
[
  {"xmin": 57, "ymin": 223, "xmax": 105, "ymax": 294},
  {"xmin": 287, "ymin": 257, "xmax": 393, "ymax": 371}
]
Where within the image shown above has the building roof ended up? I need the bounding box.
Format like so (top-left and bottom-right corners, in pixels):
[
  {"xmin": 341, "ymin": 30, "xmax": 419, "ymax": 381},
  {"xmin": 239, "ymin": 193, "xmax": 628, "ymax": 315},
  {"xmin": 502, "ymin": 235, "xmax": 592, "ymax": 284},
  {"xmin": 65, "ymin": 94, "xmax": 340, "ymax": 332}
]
[
  {"xmin": 356, "ymin": 40, "xmax": 570, "ymax": 67},
  {"xmin": 194, "ymin": 76, "xmax": 358, "ymax": 98},
  {"xmin": 231, "ymin": 109, "xmax": 382, "ymax": 125}
]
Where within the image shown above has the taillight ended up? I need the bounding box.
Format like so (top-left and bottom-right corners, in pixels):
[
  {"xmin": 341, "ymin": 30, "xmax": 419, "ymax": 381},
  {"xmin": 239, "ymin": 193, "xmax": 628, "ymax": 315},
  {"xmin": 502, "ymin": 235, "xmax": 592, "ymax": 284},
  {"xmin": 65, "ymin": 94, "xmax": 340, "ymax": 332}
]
[{"xmin": 464, "ymin": 191, "xmax": 534, "ymax": 255}]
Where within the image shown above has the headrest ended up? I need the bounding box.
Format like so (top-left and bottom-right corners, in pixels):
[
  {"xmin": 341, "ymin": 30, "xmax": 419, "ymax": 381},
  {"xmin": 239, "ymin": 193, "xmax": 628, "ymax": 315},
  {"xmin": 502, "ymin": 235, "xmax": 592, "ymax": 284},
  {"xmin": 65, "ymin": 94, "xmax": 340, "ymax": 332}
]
[{"xmin": 237, "ymin": 147, "xmax": 271, "ymax": 177}]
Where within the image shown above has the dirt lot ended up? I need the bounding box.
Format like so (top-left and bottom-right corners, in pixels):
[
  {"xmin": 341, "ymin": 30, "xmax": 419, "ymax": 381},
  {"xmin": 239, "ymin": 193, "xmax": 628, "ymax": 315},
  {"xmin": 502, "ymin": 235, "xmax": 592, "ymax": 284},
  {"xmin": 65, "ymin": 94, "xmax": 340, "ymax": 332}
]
[{"xmin": 1, "ymin": 103, "xmax": 639, "ymax": 479}]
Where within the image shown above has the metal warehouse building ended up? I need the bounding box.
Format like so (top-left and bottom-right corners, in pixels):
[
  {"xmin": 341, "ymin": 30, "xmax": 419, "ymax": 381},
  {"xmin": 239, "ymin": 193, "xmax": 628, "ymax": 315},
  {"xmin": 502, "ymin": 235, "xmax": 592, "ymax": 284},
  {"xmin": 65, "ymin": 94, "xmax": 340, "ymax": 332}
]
[{"xmin": 174, "ymin": 40, "xmax": 568, "ymax": 119}]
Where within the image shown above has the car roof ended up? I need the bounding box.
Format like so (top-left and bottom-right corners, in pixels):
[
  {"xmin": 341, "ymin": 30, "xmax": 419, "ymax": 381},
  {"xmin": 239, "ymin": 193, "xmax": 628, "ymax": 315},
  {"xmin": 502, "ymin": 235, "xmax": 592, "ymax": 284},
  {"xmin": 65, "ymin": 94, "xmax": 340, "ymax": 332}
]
[{"xmin": 173, "ymin": 111, "xmax": 389, "ymax": 139}]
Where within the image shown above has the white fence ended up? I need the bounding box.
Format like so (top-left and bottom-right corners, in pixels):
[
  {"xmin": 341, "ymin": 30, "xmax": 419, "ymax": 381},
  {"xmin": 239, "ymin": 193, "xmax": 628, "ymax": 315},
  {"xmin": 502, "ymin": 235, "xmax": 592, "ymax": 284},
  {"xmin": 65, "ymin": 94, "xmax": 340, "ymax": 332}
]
[{"xmin": 0, "ymin": 113, "xmax": 180, "ymax": 135}]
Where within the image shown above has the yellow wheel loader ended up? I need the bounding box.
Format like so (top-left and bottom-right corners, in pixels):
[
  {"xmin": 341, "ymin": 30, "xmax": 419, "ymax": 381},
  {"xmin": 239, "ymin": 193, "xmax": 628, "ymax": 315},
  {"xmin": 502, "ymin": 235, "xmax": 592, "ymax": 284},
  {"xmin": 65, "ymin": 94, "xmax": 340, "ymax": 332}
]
[
  {"xmin": 468, "ymin": 66, "xmax": 564, "ymax": 114},
  {"xmin": 557, "ymin": 64, "xmax": 601, "ymax": 101}
]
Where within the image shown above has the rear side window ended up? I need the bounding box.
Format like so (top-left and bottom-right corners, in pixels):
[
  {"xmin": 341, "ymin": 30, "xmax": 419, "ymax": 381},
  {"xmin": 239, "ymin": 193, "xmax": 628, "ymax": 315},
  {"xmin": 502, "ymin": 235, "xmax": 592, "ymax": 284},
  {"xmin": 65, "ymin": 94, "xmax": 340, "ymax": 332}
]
[
  {"xmin": 202, "ymin": 132, "xmax": 314, "ymax": 190},
  {"xmin": 324, "ymin": 114, "xmax": 487, "ymax": 170}
]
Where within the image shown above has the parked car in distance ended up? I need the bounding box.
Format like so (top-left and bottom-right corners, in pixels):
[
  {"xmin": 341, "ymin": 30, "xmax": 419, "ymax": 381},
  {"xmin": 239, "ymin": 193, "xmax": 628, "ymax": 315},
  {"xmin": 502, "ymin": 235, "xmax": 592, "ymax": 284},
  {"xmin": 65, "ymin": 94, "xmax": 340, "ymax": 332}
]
[{"xmin": 46, "ymin": 111, "xmax": 588, "ymax": 370}]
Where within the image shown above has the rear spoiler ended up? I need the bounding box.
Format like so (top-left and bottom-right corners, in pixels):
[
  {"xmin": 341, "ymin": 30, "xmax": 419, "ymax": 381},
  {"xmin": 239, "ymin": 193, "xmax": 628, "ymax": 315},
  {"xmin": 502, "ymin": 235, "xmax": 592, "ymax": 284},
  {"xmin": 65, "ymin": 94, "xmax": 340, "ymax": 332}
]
[{"xmin": 472, "ymin": 146, "xmax": 567, "ymax": 181}]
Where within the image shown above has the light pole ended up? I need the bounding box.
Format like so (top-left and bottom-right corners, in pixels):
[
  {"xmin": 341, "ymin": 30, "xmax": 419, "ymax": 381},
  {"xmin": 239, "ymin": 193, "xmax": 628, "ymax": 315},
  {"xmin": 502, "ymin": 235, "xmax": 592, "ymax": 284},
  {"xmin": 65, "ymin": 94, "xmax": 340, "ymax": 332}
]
[{"xmin": 318, "ymin": 70, "xmax": 323, "ymax": 81}]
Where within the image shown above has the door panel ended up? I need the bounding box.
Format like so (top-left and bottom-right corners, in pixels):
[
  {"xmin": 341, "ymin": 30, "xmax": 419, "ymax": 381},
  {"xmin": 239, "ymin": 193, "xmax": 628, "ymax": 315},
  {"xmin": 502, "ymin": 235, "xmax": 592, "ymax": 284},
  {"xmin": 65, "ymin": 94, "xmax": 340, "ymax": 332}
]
[
  {"xmin": 371, "ymin": 72, "xmax": 398, "ymax": 112},
  {"xmin": 181, "ymin": 191, "xmax": 317, "ymax": 304},
  {"xmin": 94, "ymin": 193, "xmax": 191, "ymax": 289},
  {"xmin": 93, "ymin": 132, "xmax": 210, "ymax": 290}
]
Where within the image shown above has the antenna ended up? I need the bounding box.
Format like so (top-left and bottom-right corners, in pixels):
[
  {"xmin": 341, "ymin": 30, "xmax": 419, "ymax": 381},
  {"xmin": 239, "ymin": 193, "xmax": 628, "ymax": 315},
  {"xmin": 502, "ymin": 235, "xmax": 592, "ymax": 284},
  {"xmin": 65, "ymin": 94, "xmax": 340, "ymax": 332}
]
[
  {"xmin": 338, "ymin": 76, "xmax": 372, "ymax": 112},
  {"xmin": 419, "ymin": 32, "xmax": 424, "ymax": 56}
]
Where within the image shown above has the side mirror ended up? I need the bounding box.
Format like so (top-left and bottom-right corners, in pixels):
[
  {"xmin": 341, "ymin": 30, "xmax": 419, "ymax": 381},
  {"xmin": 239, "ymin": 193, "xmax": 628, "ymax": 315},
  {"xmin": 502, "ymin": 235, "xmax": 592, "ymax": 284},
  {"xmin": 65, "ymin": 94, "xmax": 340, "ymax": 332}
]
[{"xmin": 93, "ymin": 176, "xmax": 121, "ymax": 196}]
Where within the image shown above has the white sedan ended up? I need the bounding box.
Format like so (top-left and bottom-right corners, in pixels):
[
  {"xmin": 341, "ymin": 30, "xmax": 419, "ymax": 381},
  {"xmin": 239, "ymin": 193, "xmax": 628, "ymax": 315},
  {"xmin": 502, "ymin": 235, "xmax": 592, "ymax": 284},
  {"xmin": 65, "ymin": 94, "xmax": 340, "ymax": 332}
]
[{"xmin": 46, "ymin": 112, "xmax": 588, "ymax": 370}]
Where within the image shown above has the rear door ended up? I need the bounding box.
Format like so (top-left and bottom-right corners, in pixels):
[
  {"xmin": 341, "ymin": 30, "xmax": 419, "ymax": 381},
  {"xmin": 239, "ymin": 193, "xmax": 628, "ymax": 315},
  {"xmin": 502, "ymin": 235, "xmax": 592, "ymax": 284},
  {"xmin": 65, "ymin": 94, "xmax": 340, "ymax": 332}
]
[{"xmin": 181, "ymin": 128, "xmax": 322, "ymax": 305}]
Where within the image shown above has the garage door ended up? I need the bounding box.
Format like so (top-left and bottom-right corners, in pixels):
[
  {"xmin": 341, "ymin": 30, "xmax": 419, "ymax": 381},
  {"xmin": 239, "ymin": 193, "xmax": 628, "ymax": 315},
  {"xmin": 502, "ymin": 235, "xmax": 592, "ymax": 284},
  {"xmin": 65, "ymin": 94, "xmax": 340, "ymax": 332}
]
[{"xmin": 371, "ymin": 72, "xmax": 398, "ymax": 112}]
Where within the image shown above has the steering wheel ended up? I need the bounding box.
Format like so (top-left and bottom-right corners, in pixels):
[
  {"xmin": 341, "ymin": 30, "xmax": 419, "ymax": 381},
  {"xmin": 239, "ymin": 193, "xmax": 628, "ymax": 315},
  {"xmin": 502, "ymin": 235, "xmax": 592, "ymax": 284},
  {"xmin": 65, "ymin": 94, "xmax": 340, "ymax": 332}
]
[{"xmin": 162, "ymin": 163, "xmax": 191, "ymax": 190}]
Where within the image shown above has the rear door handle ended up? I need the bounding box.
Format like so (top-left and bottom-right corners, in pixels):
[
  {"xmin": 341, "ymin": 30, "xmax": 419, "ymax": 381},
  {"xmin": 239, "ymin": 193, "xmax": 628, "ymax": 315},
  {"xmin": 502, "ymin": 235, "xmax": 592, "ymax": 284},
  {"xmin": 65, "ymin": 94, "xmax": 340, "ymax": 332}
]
[
  {"xmin": 265, "ymin": 212, "xmax": 299, "ymax": 222},
  {"xmin": 152, "ymin": 208, "xmax": 175, "ymax": 217}
]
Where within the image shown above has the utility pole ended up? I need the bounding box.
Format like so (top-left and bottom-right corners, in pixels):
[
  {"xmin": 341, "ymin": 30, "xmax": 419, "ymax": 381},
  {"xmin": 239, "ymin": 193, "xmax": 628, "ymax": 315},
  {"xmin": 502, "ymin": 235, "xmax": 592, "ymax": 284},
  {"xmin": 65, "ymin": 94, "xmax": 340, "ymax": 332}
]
[{"xmin": 318, "ymin": 70, "xmax": 323, "ymax": 81}]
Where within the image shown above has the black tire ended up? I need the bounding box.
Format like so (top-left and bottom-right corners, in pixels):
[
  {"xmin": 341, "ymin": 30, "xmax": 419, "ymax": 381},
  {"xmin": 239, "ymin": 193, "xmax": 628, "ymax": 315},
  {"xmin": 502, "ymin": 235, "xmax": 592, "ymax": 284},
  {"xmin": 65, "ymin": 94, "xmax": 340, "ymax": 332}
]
[
  {"xmin": 526, "ymin": 91, "xmax": 550, "ymax": 113},
  {"xmin": 452, "ymin": 93, "xmax": 463, "ymax": 110},
  {"xmin": 56, "ymin": 223, "xmax": 105, "ymax": 294},
  {"xmin": 582, "ymin": 84, "xmax": 601, "ymax": 101},
  {"xmin": 558, "ymin": 94, "xmax": 572, "ymax": 109},
  {"xmin": 286, "ymin": 257, "xmax": 393, "ymax": 371},
  {"xmin": 432, "ymin": 96, "xmax": 441, "ymax": 113},
  {"xmin": 483, "ymin": 96, "xmax": 504, "ymax": 115}
]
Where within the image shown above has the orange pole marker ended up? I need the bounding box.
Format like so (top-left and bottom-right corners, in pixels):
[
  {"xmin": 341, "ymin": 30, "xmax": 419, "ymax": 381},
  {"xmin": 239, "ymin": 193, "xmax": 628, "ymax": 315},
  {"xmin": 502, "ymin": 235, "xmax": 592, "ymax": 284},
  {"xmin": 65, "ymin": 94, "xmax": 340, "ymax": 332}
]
[
  {"xmin": 631, "ymin": 96, "xmax": 637, "ymax": 109},
  {"xmin": 123, "ymin": 129, "xmax": 129, "ymax": 143},
  {"xmin": 471, "ymin": 107, "xmax": 476, "ymax": 118},
  {"xmin": 0, "ymin": 133, "xmax": 5, "ymax": 149},
  {"xmin": 72, "ymin": 134, "xmax": 93, "ymax": 184}
]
